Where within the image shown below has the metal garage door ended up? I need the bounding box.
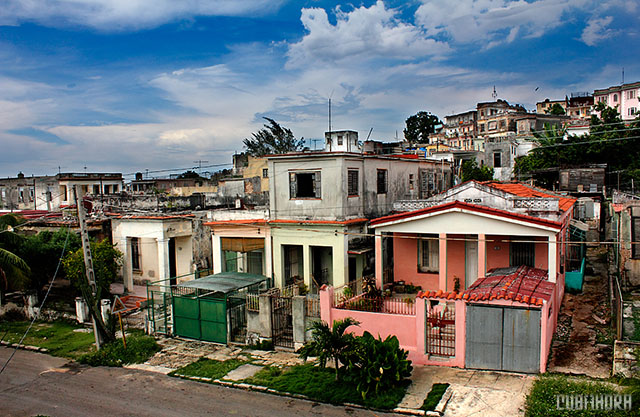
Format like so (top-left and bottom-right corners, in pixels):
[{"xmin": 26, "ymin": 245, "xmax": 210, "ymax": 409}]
[
  {"xmin": 465, "ymin": 305, "xmax": 541, "ymax": 373},
  {"xmin": 173, "ymin": 295, "xmax": 227, "ymax": 344}
]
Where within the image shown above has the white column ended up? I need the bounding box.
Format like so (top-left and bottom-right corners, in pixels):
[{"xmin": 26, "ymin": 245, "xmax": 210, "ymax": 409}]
[
  {"xmin": 265, "ymin": 235, "xmax": 273, "ymax": 279},
  {"xmin": 212, "ymin": 234, "xmax": 222, "ymax": 274},
  {"xmin": 548, "ymin": 235, "xmax": 557, "ymax": 283},
  {"xmin": 303, "ymin": 244, "xmax": 311, "ymax": 290},
  {"xmin": 123, "ymin": 237, "xmax": 133, "ymax": 291},
  {"xmin": 157, "ymin": 238, "xmax": 170, "ymax": 282}
]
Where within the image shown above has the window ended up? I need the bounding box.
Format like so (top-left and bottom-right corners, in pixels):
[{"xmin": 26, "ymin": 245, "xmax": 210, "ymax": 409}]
[
  {"xmin": 479, "ymin": 124, "xmax": 485, "ymax": 132},
  {"xmin": 633, "ymin": 217, "xmax": 640, "ymax": 259},
  {"xmin": 131, "ymin": 237, "xmax": 141, "ymax": 271},
  {"xmin": 93, "ymin": 185, "xmax": 100, "ymax": 194},
  {"xmin": 289, "ymin": 171, "xmax": 321, "ymax": 198},
  {"xmin": 347, "ymin": 170, "xmax": 359, "ymax": 196},
  {"xmin": 627, "ymin": 90, "xmax": 636, "ymax": 100},
  {"xmin": 409, "ymin": 174, "xmax": 414, "ymax": 190},
  {"xmin": 493, "ymin": 152, "xmax": 502, "ymax": 168},
  {"xmin": 488, "ymin": 121, "xmax": 497, "ymax": 131},
  {"xmin": 629, "ymin": 108, "xmax": 637, "ymax": 116},
  {"xmin": 262, "ymin": 168, "xmax": 268, "ymax": 178},
  {"xmin": 60, "ymin": 185, "xmax": 67, "ymax": 201},
  {"xmin": 510, "ymin": 241, "xmax": 535, "ymax": 267},
  {"xmin": 499, "ymin": 120, "xmax": 506, "ymax": 129},
  {"xmin": 377, "ymin": 169, "xmax": 387, "ymax": 194},
  {"xmin": 418, "ymin": 235, "xmax": 439, "ymax": 273},
  {"xmin": 113, "ymin": 184, "xmax": 118, "ymax": 193},
  {"xmin": 613, "ymin": 94, "xmax": 618, "ymax": 103},
  {"xmin": 337, "ymin": 135, "xmax": 343, "ymax": 145}
]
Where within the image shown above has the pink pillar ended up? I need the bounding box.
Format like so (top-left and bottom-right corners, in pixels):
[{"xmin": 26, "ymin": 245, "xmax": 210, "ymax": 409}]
[
  {"xmin": 454, "ymin": 299, "xmax": 466, "ymax": 368},
  {"xmin": 439, "ymin": 233, "xmax": 447, "ymax": 291},
  {"xmin": 416, "ymin": 297, "xmax": 426, "ymax": 356},
  {"xmin": 539, "ymin": 301, "xmax": 550, "ymax": 373},
  {"xmin": 478, "ymin": 233, "xmax": 486, "ymax": 278},
  {"xmin": 319, "ymin": 285, "xmax": 334, "ymax": 325},
  {"xmin": 375, "ymin": 231, "xmax": 383, "ymax": 289}
]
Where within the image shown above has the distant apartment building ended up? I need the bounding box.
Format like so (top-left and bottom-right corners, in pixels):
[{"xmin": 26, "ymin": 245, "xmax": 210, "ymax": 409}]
[
  {"xmin": 476, "ymin": 100, "xmax": 527, "ymax": 148},
  {"xmin": 594, "ymin": 81, "xmax": 640, "ymax": 120},
  {"xmin": 536, "ymin": 94, "xmax": 593, "ymax": 120},
  {"xmin": 444, "ymin": 110, "xmax": 477, "ymax": 150},
  {"xmin": 0, "ymin": 172, "xmax": 123, "ymax": 212}
]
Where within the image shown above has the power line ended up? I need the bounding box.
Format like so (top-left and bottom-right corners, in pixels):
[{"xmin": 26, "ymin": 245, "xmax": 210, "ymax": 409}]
[{"xmin": 0, "ymin": 228, "xmax": 70, "ymax": 377}]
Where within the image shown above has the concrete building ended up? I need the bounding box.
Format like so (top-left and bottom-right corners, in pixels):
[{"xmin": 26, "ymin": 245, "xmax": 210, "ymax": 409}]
[
  {"xmin": 0, "ymin": 172, "xmax": 123, "ymax": 212},
  {"xmin": 112, "ymin": 214, "xmax": 212, "ymax": 291},
  {"xmin": 444, "ymin": 110, "xmax": 477, "ymax": 150},
  {"xmin": 594, "ymin": 81, "xmax": 640, "ymax": 120}
]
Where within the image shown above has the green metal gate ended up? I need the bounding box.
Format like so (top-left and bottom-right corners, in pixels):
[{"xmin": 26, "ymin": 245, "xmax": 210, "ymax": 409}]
[{"xmin": 173, "ymin": 293, "xmax": 227, "ymax": 344}]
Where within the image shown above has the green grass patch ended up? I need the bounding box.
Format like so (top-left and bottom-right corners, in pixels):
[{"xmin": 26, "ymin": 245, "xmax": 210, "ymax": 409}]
[
  {"xmin": 244, "ymin": 364, "xmax": 408, "ymax": 410},
  {"xmin": 78, "ymin": 334, "xmax": 160, "ymax": 367},
  {"xmin": 525, "ymin": 375, "xmax": 639, "ymax": 416},
  {"xmin": 169, "ymin": 358, "xmax": 247, "ymax": 380},
  {"xmin": 421, "ymin": 383, "xmax": 450, "ymax": 411},
  {"xmin": 0, "ymin": 320, "xmax": 96, "ymax": 359}
]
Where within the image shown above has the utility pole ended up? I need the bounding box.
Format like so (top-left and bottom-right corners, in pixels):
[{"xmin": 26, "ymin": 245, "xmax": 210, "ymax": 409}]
[{"xmin": 73, "ymin": 186, "xmax": 102, "ymax": 349}]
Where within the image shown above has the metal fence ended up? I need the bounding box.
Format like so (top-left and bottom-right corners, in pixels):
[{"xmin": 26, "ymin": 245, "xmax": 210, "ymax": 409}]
[
  {"xmin": 306, "ymin": 295, "xmax": 321, "ymax": 318},
  {"xmin": 613, "ymin": 272, "xmax": 624, "ymax": 340},
  {"xmin": 333, "ymin": 277, "xmax": 364, "ymax": 306},
  {"xmin": 246, "ymin": 293, "xmax": 260, "ymax": 312},
  {"xmin": 335, "ymin": 293, "xmax": 416, "ymax": 316},
  {"xmin": 426, "ymin": 305, "xmax": 456, "ymax": 357}
]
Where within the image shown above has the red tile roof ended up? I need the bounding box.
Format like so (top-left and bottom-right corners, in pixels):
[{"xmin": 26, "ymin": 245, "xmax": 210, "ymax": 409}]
[
  {"xmin": 479, "ymin": 181, "xmax": 575, "ymax": 213},
  {"xmin": 205, "ymin": 218, "xmax": 368, "ymax": 227},
  {"xmin": 418, "ymin": 266, "xmax": 554, "ymax": 307},
  {"xmin": 370, "ymin": 200, "xmax": 562, "ymax": 229}
]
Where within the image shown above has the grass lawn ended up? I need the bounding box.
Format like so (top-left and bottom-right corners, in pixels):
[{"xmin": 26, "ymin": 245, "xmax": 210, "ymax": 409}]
[
  {"xmin": 525, "ymin": 375, "xmax": 639, "ymax": 417},
  {"xmin": 421, "ymin": 383, "xmax": 450, "ymax": 411},
  {"xmin": 77, "ymin": 332, "xmax": 161, "ymax": 367},
  {"xmin": 169, "ymin": 358, "xmax": 248, "ymax": 380},
  {"xmin": 244, "ymin": 364, "xmax": 409, "ymax": 410},
  {"xmin": 0, "ymin": 320, "xmax": 96, "ymax": 359}
]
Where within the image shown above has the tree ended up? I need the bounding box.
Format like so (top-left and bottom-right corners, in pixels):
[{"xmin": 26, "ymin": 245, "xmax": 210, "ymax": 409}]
[
  {"xmin": 460, "ymin": 160, "xmax": 494, "ymax": 182},
  {"xmin": 299, "ymin": 317, "xmax": 359, "ymax": 381},
  {"xmin": 63, "ymin": 239, "xmax": 123, "ymax": 343},
  {"xmin": 243, "ymin": 117, "xmax": 305, "ymax": 157},
  {"xmin": 403, "ymin": 111, "xmax": 441, "ymax": 145},
  {"xmin": 0, "ymin": 215, "xmax": 31, "ymax": 300},
  {"xmin": 176, "ymin": 170, "xmax": 204, "ymax": 180},
  {"xmin": 547, "ymin": 103, "xmax": 565, "ymax": 115}
]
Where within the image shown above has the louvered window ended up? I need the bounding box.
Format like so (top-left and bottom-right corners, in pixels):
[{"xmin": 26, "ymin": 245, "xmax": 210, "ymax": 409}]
[
  {"xmin": 347, "ymin": 170, "xmax": 359, "ymax": 196},
  {"xmin": 418, "ymin": 235, "xmax": 439, "ymax": 273},
  {"xmin": 377, "ymin": 169, "xmax": 387, "ymax": 194}
]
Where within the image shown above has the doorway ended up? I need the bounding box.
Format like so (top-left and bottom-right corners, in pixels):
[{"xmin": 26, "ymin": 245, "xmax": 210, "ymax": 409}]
[
  {"xmin": 465, "ymin": 237, "xmax": 478, "ymax": 289},
  {"xmin": 169, "ymin": 237, "xmax": 177, "ymax": 286}
]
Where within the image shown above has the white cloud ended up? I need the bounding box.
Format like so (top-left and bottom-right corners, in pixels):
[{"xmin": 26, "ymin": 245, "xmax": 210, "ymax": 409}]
[
  {"xmin": 581, "ymin": 16, "xmax": 616, "ymax": 46},
  {"xmin": 287, "ymin": 1, "xmax": 449, "ymax": 68},
  {"xmin": 415, "ymin": 0, "xmax": 580, "ymax": 46},
  {"xmin": 0, "ymin": 0, "xmax": 284, "ymax": 31}
]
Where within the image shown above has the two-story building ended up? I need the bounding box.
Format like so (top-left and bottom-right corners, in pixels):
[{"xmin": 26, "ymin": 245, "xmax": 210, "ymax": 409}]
[{"xmin": 594, "ymin": 81, "xmax": 640, "ymax": 120}]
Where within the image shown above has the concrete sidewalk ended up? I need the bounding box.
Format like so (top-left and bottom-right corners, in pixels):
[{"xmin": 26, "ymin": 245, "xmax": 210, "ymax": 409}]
[{"xmin": 399, "ymin": 366, "xmax": 533, "ymax": 417}]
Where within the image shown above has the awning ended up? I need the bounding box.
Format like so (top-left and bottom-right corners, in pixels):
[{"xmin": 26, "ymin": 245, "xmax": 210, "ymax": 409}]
[
  {"xmin": 176, "ymin": 272, "xmax": 269, "ymax": 294},
  {"xmin": 221, "ymin": 237, "xmax": 265, "ymax": 252}
]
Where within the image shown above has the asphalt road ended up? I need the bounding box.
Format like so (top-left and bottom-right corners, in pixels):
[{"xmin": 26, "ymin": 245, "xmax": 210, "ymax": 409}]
[{"xmin": 0, "ymin": 347, "xmax": 398, "ymax": 417}]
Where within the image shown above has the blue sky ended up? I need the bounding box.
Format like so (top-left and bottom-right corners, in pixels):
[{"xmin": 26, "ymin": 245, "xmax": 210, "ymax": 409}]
[{"xmin": 1, "ymin": 0, "xmax": 638, "ymax": 178}]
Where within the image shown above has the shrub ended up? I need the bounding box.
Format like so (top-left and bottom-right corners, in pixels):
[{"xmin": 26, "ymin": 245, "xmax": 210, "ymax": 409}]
[
  {"xmin": 78, "ymin": 334, "xmax": 160, "ymax": 367},
  {"xmin": 345, "ymin": 331, "xmax": 413, "ymax": 399}
]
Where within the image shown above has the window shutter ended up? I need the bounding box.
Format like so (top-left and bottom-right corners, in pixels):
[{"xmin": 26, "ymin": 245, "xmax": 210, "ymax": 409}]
[
  {"xmin": 313, "ymin": 171, "xmax": 321, "ymax": 198},
  {"xmin": 429, "ymin": 239, "xmax": 439, "ymax": 270},
  {"xmin": 419, "ymin": 169, "xmax": 428, "ymax": 198},
  {"xmin": 289, "ymin": 172, "xmax": 297, "ymax": 198},
  {"xmin": 633, "ymin": 218, "xmax": 640, "ymax": 258}
]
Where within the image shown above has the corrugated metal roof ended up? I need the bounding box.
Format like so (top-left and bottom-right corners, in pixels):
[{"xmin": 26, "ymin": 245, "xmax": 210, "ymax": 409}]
[{"xmin": 176, "ymin": 272, "xmax": 268, "ymax": 294}]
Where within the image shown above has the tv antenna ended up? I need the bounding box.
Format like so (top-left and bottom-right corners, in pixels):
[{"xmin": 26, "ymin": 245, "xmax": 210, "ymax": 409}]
[
  {"xmin": 492, "ymin": 86, "xmax": 497, "ymax": 100},
  {"xmin": 328, "ymin": 89, "xmax": 334, "ymax": 133}
]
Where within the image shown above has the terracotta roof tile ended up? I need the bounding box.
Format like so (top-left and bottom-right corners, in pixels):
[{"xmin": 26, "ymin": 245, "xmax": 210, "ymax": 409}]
[{"xmin": 480, "ymin": 181, "xmax": 576, "ymax": 213}]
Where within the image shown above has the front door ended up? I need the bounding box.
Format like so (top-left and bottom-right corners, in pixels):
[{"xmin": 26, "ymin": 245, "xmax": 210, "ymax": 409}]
[
  {"xmin": 169, "ymin": 237, "xmax": 177, "ymax": 286},
  {"xmin": 465, "ymin": 239, "xmax": 478, "ymax": 289}
]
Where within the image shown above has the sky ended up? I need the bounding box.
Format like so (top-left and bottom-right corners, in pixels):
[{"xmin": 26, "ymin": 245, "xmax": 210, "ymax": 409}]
[{"xmin": 1, "ymin": 0, "xmax": 639, "ymax": 179}]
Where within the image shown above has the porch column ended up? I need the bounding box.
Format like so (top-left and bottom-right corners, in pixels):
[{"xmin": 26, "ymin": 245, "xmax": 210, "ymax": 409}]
[
  {"xmin": 439, "ymin": 233, "xmax": 447, "ymax": 291},
  {"xmin": 122, "ymin": 237, "xmax": 133, "ymax": 292},
  {"xmin": 157, "ymin": 237, "xmax": 170, "ymax": 283},
  {"xmin": 478, "ymin": 233, "xmax": 486, "ymax": 278},
  {"xmin": 264, "ymin": 232, "xmax": 273, "ymax": 279},
  {"xmin": 548, "ymin": 235, "xmax": 557, "ymax": 283},
  {"xmin": 375, "ymin": 230, "xmax": 383, "ymax": 289},
  {"xmin": 303, "ymin": 244, "xmax": 311, "ymax": 289},
  {"xmin": 212, "ymin": 234, "xmax": 222, "ymax": 274}
]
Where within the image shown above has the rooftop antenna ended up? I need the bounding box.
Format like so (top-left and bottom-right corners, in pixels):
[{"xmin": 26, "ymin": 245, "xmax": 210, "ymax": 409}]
[
  {"xmin": 328, "ymin": 89, "xmax": 334, "ymax": 133},
  {"xmin": 310, "ymin": 138, "xmax": 321, "ymax": 150},
  {"xmin": 366, "ymin": 128, "xmax": 373, "ymax": 141},
  {"xmin": 492, "ymin": 86, "xmax": 497, "ymax": 100},
  {"xmin": 622, "ymin": 67, "xmax": 625, "ymax": 84}
]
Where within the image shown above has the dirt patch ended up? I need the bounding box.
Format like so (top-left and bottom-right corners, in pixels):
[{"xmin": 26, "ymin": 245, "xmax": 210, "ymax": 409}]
[{"xmin": 548, "ymin": 248, "xmax": 613, "ymax": 378}]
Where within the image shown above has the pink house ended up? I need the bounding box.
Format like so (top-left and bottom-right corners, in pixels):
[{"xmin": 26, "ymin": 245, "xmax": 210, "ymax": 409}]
[{"xmin": 320, "ymin": 181, "xmax": 575, "ymax": 373}]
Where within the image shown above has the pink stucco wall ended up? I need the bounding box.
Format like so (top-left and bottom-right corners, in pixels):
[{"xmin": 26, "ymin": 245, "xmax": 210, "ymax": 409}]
[
  {"xmin": 446, "ymin": 236, "xmax": 466, "ymax": 292},
  {"xmin": 393, "ymin": 233, "xmax": 439, "ymax": 291},
  {"xmin": 486, "ymin": 235, "xmax": 510, "ymax": 270},
  {"xmin": 534, "ymin": 237, "xmax": 548, "ymax": 270}
]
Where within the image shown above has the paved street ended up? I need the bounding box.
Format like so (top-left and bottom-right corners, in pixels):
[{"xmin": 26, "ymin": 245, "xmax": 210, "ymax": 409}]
[{"xmin": 0, "ymin": 347, "xmax": 398, "ymax": 417}]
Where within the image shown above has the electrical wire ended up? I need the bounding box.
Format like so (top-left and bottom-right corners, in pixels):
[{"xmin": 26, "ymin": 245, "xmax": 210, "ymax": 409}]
[{"xmin": 0, "ymin": 228, "xmax": 70, "ymax": 377}]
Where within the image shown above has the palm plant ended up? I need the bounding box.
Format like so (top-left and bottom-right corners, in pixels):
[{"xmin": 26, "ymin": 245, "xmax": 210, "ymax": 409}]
[
  {"xmin": 0, "ymin": 214, "xmax": 31, "ymax": 297},
  {"xmin": 298, "ymin": 317, "xmax": 359, "ymax": 381}
]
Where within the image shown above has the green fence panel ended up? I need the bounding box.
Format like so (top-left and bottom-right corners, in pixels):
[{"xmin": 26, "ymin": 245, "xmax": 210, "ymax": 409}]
[
  {"xmin": 174, "ymin": 296, "xmax": 200, "ymax": 319},
  {"xmin": 200, "ymin": 298, "xmax": 227, "ymax": 344},
  {"xmin": 174, "ymin": 316, "xmax": 201, "ymax": 340}
]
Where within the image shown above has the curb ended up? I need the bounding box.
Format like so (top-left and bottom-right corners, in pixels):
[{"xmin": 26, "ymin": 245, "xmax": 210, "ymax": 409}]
[
  {"xmin": 0, "ymin": 340, "xmax": 48, "ymax": 353},
  {"xmin": 170, "ymin": 372, "xmax": 428, "ymax": 415}
]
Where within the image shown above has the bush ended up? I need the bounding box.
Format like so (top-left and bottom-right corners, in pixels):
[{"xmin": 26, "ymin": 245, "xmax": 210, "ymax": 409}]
[
  {"xmin": 422, "ymin": 383, "xmax": 449, "ymax": 411},
  {"xmin": 78, "ymin": 334, "xmax": 160, "ymax": 367},
  {"xmin": 0, "ymin": 307, "xmax": 26, "ymax": 322},
  {"xmin": 345, "ymin": 331, "xmax": 413, "ymax": 399},
  {"xmin": 247, "ymin": 339, "xmax": 273, "ymax": 351}
]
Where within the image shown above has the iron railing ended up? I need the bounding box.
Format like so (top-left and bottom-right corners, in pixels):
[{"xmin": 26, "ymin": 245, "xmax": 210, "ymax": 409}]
[
  {"xmin": 306, "ymin": 295, "xmax": 321, "ymax": 318},
  {"xmin": 335, "ymin": 293, "xmax": 416, "ymax": 316},
  {"xmin": 426, "ymin": 304, "xmax": 456, "ymax": 357}
]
